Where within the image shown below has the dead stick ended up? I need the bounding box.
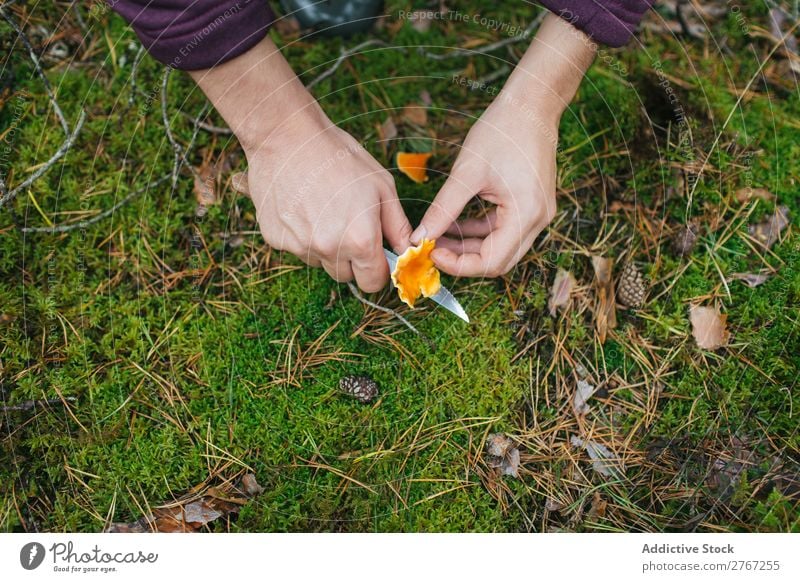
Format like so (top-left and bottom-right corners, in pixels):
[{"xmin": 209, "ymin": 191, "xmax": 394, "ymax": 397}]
[
  {"xmin": 1, "ymin": 397, "xmax": 76, "ymax": 413},
  {"xmin": 347, "ymin": 282, "xmax": 434, "ymax": 347}
]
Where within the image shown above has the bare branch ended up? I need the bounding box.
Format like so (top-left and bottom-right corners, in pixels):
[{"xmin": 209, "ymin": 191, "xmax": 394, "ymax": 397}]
[
  {"xmin": 19, "ymin": 173, "xmax": 173, "ymax": 234},
  {"xmin": 347, "ymin": 282, "xmax": 434, "ymax": 347},
  {"xmin": 0, "ymin": 5, "xmax": 86, "ymax": 209},
  {"xmin": 305, "ymin": 39, "xmax": 389, "ymax": 89}
]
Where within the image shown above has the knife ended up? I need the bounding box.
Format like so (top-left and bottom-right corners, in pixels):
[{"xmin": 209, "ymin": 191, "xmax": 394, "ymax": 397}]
[{"xmin": 383, "ymin": 248, "xmax": 469, "ymax": 323}]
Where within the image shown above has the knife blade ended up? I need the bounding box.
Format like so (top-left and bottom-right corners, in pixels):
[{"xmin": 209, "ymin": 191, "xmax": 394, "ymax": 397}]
[{"xmin": 383, "ymin": 249, "xmax": 470, "ymax": 323}]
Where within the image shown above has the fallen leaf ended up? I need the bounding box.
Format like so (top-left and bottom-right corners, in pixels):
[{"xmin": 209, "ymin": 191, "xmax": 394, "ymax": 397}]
[
  {"xmin": 591, "ymin": 256, "xmax": 617, "ymax": 344},
  {"xmin": 571, "ymin": 435, "xmax": 619, "ymax": 478},
  {"xmin": 107, "ymin": 473, "xmax": 262, "ymax": 533},
  {"xmin": 400, "ymin": 104, "xmax": 428, "ymax": 127},
  {"xmin": 588, "ymin": 491, "xmax": 608, "ymax": 520},
  {"xmin": 378, "ymin": 117, "xmax": 397, "ymax": 142},
  {"xmin": 240, "ymin": 473, "xmax": 264, "ymax": 497},
  {"xmin": 548, "ymin": 269, "xmax": 576, "ymax": 316},
  {"xmin": 485, "ymin": 433, "xmax": 520, "ymax": 479},
  {"xmin": 573, "ymin": 379, "xmax": 596, "ymax": 416},
  {"xmin": 409, "ymin": 10, "xmax": 434, "ymax": 32},
  {"xmin": 545, "ymin": 498, "xmax": 564, "ymax": 512},
  {"xmin": 735, "ymin": 187, "xmax": 775, "ymax": 203},
  {"xmin": 194, "ymin": 149, "xmax": 240, "ymax": 212},
  {"xmin": 193, "ymin": 167, "xmax": 216, "ymax": 207},
  {"xmin": 689, "ymin": 305, "xmax": 729, "ymax": 350},
  {"xmin": 749, "ymin": 205, "xmax": 789, "ymax": 249},
  {"xmin": 729, "ymin": 272, "xmax": 771, "ymax": 288}
]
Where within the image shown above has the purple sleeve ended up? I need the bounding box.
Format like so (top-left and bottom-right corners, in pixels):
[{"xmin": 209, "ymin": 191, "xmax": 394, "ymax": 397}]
[
  {"xmin": 109, "ymin": 1, "xmax": 275, "ymax": 70},
  {"xmin": 539, "ymin": 0, "xmax": 654, "ymax": 47}
]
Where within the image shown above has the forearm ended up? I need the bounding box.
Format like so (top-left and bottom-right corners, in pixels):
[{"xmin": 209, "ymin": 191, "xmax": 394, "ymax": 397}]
[
  {"xmin": 501, "ymin": 12, "xmax": 597, "ymax": 120},
  {"xmin": 189, "ymin": 37, "xmax": 329, "ymax": 153}
]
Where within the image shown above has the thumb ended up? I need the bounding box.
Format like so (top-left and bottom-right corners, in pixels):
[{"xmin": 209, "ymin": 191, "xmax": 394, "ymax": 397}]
[
  {"xmin": 411, "ymin": 172, "xmax": 476, "ymax": 244},
  {"xmin": 380, "ymin": 190, "xmax": 413, "ymax": 254}
]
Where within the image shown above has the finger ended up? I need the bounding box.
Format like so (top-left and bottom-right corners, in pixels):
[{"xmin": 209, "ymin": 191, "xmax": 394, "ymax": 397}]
[
  {"xmin": 380, "ymin": 189, "xmax": 413, "ymax": 254},
  {"xmin": 436, "ymin": 236, "xmax": 484, "ymax": 255},
  {"xmin": 351, "ymin": 257, "xmax": 390, "ymax": 293},
  {"xmin": 445, "ymin": 209, "xmax": 498, "ymax": 238},
  {"xmin": 411, "ymin": 173, "xmax": 477, "ymax": 244},
  {"xmin": 432, "ymin": 219, "xmax": 521, "ymax": 277},
  {"xmin": 321, "ymin": 259, "xmax": 354, "ymax": 283}
]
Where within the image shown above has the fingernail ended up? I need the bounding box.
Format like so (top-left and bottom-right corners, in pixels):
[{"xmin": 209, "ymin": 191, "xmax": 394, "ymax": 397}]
[{"xmin": 410, "ymin": 225, "xmax": 427, "ymax": 245}]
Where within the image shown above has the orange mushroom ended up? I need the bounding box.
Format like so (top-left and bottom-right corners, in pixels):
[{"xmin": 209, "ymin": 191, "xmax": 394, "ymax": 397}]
[
  {"xmin": 396, "ymin": 152, "xmax": 432, "ymax": 184},
  {"xmin": 391, "ymin": 238, "xmax": 442, "ymax": 308}
]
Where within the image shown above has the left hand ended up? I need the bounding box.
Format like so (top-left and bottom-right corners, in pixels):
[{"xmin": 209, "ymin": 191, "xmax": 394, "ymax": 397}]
[{"xmin": 410, "ymin": 94, "xmax": 558, "ymax": 278}]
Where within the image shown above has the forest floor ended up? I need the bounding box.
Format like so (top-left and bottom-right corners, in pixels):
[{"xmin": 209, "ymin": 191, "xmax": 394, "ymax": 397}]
[{"xmin": 1, "ymin": 1, "xmax": 799, "ymax": 532}]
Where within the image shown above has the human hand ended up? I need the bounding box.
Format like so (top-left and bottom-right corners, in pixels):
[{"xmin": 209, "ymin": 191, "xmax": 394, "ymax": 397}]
[
  {"xmin": 245, "ymin": 111, "xmax": 411, "ymax": 292},
  {"xmin": 190, "ymin": 37, "xmax": 411, "ymax": 292},
  {"xmin": 411, "ymin": 13, "xmax": 596, "ymax": 277},
  {"xmin": 412, "ymin": 95, "xmax": 559, "ymax": 278}
]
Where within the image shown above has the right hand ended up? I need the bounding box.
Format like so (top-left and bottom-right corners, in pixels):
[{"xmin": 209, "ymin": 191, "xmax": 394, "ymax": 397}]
[
  {"xmin": 190, "ymin": 37, "xmax": 411, "ymax": 292},
  {"xmin": 239, "ymin": 108, "xmax": 411, "ymax": 292}
]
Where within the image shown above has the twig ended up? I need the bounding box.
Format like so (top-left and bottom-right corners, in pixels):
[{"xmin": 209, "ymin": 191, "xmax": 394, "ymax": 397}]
[
  {"xmin": 417, "ymin": 12, "xmax": 544, "ymax": 61},
  {"xmin": 178, "ymin": 111, "xmax": 233, "ymax": 135},
  {"xmin": 1, "ymin": 396, "xmax": 76, "ymax": 413},
  {"xmin": 0, "ymin": 110, "xmax": 86, "ymax": 208},
  {"xmin": 347, "ymin": 282, "xmax": 434, "ymax": 347},
  {"xmin": 0, "ymin": 6, "xmax": 86, "ymax": 209},
  {"xmin": 305, "ymin": 39, "xmax": 389, "ymax": 89},
  {"xmin": 675, "ymin": 0, "xmax": 705, "ymax": 40},
  {"xmin": 128, "ymin": 43, "xmax": 146, "ymax": 106},
  {"xmin": 1, "ymin": 6, "xmax": 68, "ymax": 133},
  {"xmin": 19, "ymin": 173, "xmax": 173, "ymax": 233}
]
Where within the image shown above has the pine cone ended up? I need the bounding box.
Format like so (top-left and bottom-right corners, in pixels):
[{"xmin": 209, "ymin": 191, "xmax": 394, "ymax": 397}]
[
  {"xmin": 617, "ymin": 263, "xmax": 647, "ymax": 308},
  {"xmin": 339, "ymin": 375, "xmax": 378, "ymax": 404}
]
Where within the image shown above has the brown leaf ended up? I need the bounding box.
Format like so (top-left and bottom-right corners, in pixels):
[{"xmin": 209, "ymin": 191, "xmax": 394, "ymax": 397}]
[
  {"xmin": 485, "ymin": 433, "xmax": 520, "ymax": 479},
  {"xmin": 729, "ymin": 272, "xmax": 770, "ymax": 288},
  {"xmin": 735, "ymin": 187, "xmax": 775, "ymax": 203},
  {"xmin": 194, "ymin": 150, "xmax": 240, "ymax": 211},
  {"xmin": 572, "ymin": 379, "xmax": 596, "ymax": 416},
  {"xmin": 689, "ymin": 305, "xmax": 729, "ymax": 350},
  {"xmin": 401, "ymin": 104, "xmax": 428, "ymax": 127},
  {"xmin": 749, "ymin": 205, "xmax": 789, "ymax": 249},
  {"xmin": 570, "ymin": 435, "xmax": 619, "ymax": 478},
  {"xmin": 545, "ymin": 498, "xmax": 564, "ymax": 512},
  {"xmin": 378, "ymin": 116, "xmax": 397, "ymax": 142},
  {"xmin": 240, "ymin": 473, "xmax": 264, "ymax": 497},
  {"xmin": 107, "ymin": 474, "xmax": 260, "ymax": 533},
  {"xmin": 193, "ymin": 166, "xmax": 216, "ymax": 207},
  {"xmin": 591, "ymin": 256, "xmax": 617, "ymax": 344},
  {"xmin": 548, "ymin": 269, "xmax": 576, "ymax": 317},
  {"xmin": 409, "ymin": 10, "xmax": 434, "ymax": 33},
  {"xmin": 588, "ymin": 492, "xmax": 608, "ymax": 520}
]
